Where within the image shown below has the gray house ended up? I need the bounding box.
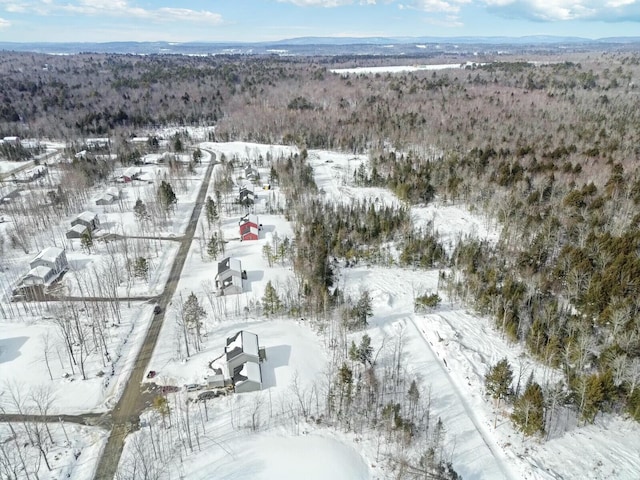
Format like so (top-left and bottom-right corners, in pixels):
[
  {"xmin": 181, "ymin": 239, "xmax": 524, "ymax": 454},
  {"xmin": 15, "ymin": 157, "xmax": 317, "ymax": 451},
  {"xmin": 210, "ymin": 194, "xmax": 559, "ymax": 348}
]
[
  {"xmin": 215, "ymin": 257, "xmax": 244, "ymax": 296},
  {"xmin": 66, "ymin": 223, "xmax": 88, "ymax": 239},
  {"xmin": 225, "ymin": 331, "xmax": 262, "ymax": 393},
  {"xmin": 225, "ymin": 330, "xmax": 260, "ymax": 375},
  {"xmin": 24, "ymin": 247, "xmax": 68, "ymax": 286},
  {"xmin": 71, "ymin": 211, "xmax": 100, "ymax": 232}
]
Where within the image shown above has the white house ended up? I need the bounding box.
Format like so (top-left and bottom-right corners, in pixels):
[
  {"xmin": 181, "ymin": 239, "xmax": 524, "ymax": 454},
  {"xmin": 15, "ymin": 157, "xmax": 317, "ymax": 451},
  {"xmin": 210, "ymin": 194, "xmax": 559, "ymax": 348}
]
[
  {"xmin": 215, "ymin": 257, "xmax": 244, "ymax": 296},
  {"xmin": 30, "ymin": 246, "xmax": 68, "ymax": 274},
  {"xmin": 233, "ymin": 361, "xmax": 262, "ymax": 393},
  {"xmin": 24, "ymin": 247, "xmax": 68, "ymax": 286},
  {"xmin": 225, "ymin": 330, "xmax": 260, "ymax": 375}
]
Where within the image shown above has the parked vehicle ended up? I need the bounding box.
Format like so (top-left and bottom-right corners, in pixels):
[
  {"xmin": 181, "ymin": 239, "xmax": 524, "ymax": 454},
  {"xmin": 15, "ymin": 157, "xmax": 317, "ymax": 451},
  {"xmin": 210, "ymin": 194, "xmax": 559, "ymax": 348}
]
[
  {"xmin": 197, "ymin": 390, "xmax": 221, "ymax": 401},
  {"xmin": 153, "ymin": 305, "xmax": 162, "ymax": 315},
  {"xmin": 146, "ymin": 370, "xmax": 157, "ymax": 379},
  {"xmin": 184, "ymin": 383, "xmax": 202, "ymax": 392},
  {"xmin": 161, "ymin": 385, "xmax": 180, "ymax": 394}
]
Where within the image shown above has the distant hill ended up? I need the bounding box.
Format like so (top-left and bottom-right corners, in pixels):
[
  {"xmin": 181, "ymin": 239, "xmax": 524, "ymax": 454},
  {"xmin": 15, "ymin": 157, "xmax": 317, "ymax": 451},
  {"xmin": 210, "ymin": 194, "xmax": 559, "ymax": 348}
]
[{"xmin": 1, "ymin": 36, "xmax": 639, "ymax": 56}]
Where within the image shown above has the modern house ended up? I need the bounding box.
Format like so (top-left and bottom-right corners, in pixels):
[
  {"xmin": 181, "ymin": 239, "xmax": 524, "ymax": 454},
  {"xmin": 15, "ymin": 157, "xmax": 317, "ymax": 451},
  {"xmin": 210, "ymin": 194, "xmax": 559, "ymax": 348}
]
[
  {"xmin": 205, "ymin": 330, "xmax": 263, "ymax": 394},
  {"xmin": 30, "ymin": 246, "xmax": 68, "ymax": 274},
  {"xmin": 215, "ymin": 257, "xmax": 244, "ymax": 296},
  {"xmin": 225, "ymin": 330, "xmax": 260, "ymax": 375},
  {"xmin": 71, "ymin": 211, "xmax": 100, "ymax": 232},
  {"xmin": 239, "ymin": 185, "xmax": 255, "ymax": 206},
  {"xmin": 239, "ymin": 214, "xmax": 261, "ymax": 241},
  {"xmin": 23, "ymin": 246, "xmax": 68, "ymax": 286}
]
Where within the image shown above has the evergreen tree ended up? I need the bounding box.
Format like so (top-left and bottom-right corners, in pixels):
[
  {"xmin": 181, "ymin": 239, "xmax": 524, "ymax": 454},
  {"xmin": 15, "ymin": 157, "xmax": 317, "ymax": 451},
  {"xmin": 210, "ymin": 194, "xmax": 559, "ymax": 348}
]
[
  {"xmin": 206, "ymin": 234, "xmax": 219, "ymax": 259},
  {"xmin": 192, "ymin": 147, "xmax": 203, "ymax": 164},
  {"xmin": 132, "ymin": 257, "xmax": 149, "ymax": 280},
  {"xmin": 511, "ymin": 378, "xmax": 545, "ymax": 437},
  {"xmin": 262, "ymin": 280, "xmax": 282, "ymax": 316},
  {"xmin": 353, "ymin": 289, "xmax": 373, "ymax": 329},
  {"xmin": 357, "ymin": 334, "xmax": 373, "ymax": 367},
  {"xmin": 485, "ymin": 357, "xmax": 513, "ymax": 406},
  {"xmin": 158, "ymin": 181, "xmax": 177, "ymax": 213},
  {"xmin": 133, "ymin": 198, "xmax": 148, "ymax": 221},
  {"xmin": 205, "ymin": 196, "xmax": 218, "ymax": 226},
  {"xmin": 80, "ymin": 229, "xmax": 93, "ymax": 252}
]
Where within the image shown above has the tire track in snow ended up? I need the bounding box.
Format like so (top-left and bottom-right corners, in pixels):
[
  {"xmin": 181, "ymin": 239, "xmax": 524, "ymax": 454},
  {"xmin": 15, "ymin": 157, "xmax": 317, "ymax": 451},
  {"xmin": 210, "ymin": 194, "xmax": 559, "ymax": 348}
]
[{"xmin": 408, "ymin": 317, "xmax": 518, "ymax": 480}]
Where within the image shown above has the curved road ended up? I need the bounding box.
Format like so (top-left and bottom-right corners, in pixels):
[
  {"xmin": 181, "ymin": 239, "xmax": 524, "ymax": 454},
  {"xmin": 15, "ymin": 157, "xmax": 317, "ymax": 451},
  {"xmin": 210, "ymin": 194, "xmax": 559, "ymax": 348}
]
[{"xmin": 94, "ymin": 155, "xmax": 216, "ymax": 479}]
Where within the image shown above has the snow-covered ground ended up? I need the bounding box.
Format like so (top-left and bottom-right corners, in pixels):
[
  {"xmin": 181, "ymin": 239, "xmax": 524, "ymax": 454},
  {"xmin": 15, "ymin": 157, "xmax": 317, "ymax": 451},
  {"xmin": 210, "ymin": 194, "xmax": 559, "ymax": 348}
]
[
  {"xmin": 0, "ymin": 422, "xmax": 108, "ymax": 480},
  {"xmin": 331, "ymin": 61, "xmax": 483, "ymax": 75},
  {"xmin": 3, "ymin": 138, "xmax": 639, "ymax": 480},
  {"xmin": 0, "ymin": 302, "xmax": 156, "ymax": 414}
]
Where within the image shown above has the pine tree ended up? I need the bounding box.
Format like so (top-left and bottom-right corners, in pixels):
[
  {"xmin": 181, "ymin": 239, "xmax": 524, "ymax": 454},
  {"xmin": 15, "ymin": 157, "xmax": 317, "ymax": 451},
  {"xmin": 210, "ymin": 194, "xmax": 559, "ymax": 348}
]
[
  {"xmin": 132, "ymin": 257, "xmax": 149, "ymax": 280},
  {"xmin": 80, "ymin": 229, "xmax": 93, "ymax": 252},
  {"xmin": 511, "ymin": 377, "xmax": 545, "ymax": 437},
  {"xmin": 192, "ymin": 147, "xmax": 203, "ymax": 164},
  {"xmin": 205, "ymin": 196, "xmax": 218, "ymax": 227},
  {"xmin": 133, "ymin": 198, "xmax": 148, "ymax": 221},
  {"xmin": 353, "ymin": 289, "xmax": 373, "ymax": 329},
  {"xmin": 158, "ymin": 181, "xmax": 177, "ymax": 213},
  {"xmin": 262, "ymin": 280, "xmax": 282, "ymax": 316},
  {"xmin": 357, "ymin": 334, "xmax": 373, "ymax": 367},
  {"xmin": 485, "ymin": 357, "xmax": 513, "ymax": 406},
  {"xmin": 206, "ymin": 234, "xmax": 219, "ymax": 259}
]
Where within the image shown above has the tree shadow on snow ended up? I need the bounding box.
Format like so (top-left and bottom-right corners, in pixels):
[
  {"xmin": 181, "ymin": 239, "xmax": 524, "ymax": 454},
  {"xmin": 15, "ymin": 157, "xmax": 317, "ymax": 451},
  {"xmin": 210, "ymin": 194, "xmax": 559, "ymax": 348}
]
[{"xmin": 261, "ymin": 344, "xmax": 291, "ymax": 389}]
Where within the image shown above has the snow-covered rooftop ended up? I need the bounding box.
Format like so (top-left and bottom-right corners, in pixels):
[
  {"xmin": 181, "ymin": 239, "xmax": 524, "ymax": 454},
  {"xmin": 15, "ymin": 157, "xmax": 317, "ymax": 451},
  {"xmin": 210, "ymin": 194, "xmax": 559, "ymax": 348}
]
[
  {"xmin": 68, "ymin": 223, "xmax": 88, "ymax": 234},
  {"xmin": 31, "ymin": 246, "xmax": 64, "ymax": 264},
  {"xmin": 237, "ymin": 361, "xmax": 261, "ymax": 384},
  {"xmin": 76, "ymin": 211, "xmax": 98, "ymax": 223},
  {"xmin": 24, "ymin": 265, "xmax": 54, "ymax": 282}
]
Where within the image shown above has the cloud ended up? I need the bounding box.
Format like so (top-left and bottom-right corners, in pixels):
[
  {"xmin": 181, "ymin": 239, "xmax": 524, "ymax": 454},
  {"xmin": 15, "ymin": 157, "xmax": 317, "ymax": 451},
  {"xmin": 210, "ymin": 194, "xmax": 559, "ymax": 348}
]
[
  {"xmin": 277, "ymin": 0, "xmax": 376, "ymax": 6},
  {"xmin": 0, "ymin": 16, "xmax": 10, "ymax": 28},
  {"xmin": 483, "ymin": 0, "xmax": 640, "ymax": 22},
  {"xmin": 0, "ymin": 1, "xmax": 223, "ymax": 25},
  {"xmin": 412, "ymin": 0, "xmax": 471, "ymax": 13}
]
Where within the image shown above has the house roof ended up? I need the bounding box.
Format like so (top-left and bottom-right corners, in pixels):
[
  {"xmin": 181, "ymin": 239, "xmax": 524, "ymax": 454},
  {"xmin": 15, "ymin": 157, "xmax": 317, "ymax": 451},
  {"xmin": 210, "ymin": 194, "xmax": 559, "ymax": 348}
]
[
  {"xmin": 239, "ymin": 214, "xmax": 259, "ymax": 227},
  {"xmin": 241, "ymin": 225, "xmax": 259, "ymax": 237},
  {"xmin": 234, "ymin": 361, "xmax": 262, "ymax": 386},
  {"xmin": 96, "ymin": 193, "xmax": 115, "ymax": 204},
  {"xmin": 76, "ymin": 211, "xmax": 98, "ymax": 223},
  {"xmin": 105, "ymin": 186, "xmax": 121, "ymax": 198},
  {"xmin": 217, "ymin": 257, "xmax": 242, "ymax": 275},
  {"xmin": 25, "ymin": 265, "xmax": 54, "ymax": 281},
  {"xmin": 32, "ymin": 246, "xmax": 64, "ymax": 264},
  {"xmin": 68, "ymin": 224, "xmax": 88, "ymax": 235},
  {"xmin": 225, "ymin": 331, "xmax": 259, "ymax": 360}
]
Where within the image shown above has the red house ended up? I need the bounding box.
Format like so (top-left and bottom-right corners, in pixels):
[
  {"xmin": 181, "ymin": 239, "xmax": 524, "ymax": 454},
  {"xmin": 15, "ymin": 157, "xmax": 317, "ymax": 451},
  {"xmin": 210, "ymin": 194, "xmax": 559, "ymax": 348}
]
[{"xmin": 239, "ymin": 214, "xmax": 260, "ymax": 241}]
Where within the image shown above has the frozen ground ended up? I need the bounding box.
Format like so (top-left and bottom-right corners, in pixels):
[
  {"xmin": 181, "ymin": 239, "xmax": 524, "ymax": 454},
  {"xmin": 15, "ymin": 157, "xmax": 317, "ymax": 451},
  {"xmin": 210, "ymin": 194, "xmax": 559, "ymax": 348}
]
[
  {"xmin": 0, "ymin": 302, "xmax": 156, "ymax": 414},
  {"xmin": 331, "ymin": 62, "xmax": 482, "ymax": 75},
  {"xmin": 0, "ymin": 422, "xmax": 108, "ymax": 480}
]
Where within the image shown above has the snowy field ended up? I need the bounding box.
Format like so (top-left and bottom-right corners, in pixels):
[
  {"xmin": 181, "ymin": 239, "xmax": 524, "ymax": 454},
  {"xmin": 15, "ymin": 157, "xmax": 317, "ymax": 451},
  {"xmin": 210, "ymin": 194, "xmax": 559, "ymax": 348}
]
[
  {"xmin": 331, "ymin": 62, "xmax": 482, "ymax": 75},
  {"xmin": 0, "ymin": 302, "xmax": 156, "ymax": 414},
  {"xmin": 0, "ymin": 422, "xmax": 108, "ymax": 480},
  {"xmin": 3, "ymin": 138, "xmax": 639, "ymax": 480}
]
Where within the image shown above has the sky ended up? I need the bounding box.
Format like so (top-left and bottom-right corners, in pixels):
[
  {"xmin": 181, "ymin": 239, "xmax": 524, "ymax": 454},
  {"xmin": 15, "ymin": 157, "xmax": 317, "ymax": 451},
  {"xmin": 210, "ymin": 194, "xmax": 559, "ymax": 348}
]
[{"xmin": 0, "ymin": 0, "xmax": 639, "ymax": 43}]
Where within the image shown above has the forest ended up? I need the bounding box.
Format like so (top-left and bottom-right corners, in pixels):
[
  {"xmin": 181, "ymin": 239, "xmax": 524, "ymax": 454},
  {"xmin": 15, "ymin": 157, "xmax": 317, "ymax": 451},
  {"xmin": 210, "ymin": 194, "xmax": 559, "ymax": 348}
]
[{"xmin": 2, "ymin": 47, "xmax": 640, "ymax": 452}]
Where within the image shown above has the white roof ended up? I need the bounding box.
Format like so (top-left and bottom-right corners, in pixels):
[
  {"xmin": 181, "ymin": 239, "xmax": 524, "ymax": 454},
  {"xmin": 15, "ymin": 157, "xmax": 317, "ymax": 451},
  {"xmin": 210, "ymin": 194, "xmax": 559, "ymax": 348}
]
[
  {"xmin": 241, "ymin": 331, "xmax": 259, "ymax": 357},
  {"xmin": 69, "ymin": 224, "xmax": 88, "ymax": 234},
  {"xmin": 240, "ymin": 214, "xmax": 259, "ymax": 226},
  {"xmin": 105, "ymin": 186, "xmax": 120, "ymax": 197},
  {"xmin": 33, "ymin": 246, "xmax": 64, "ymax": 264},
  {"xmin": 238, "ymin": 361, "xmax": 261, "ymax": 384},
  {"xmin": 229, "ymin": 258, "xmax": 242, "ymax": 273},
  {"xmin": 26, "ymin": 265, "xmax": 54, "ymax": 279},
  {"xmin": 77, "ymin": 211, "xmax": 97, "ymax": 223},
  {"xmin": 96, "ymin": 193, "xmax": 115, "ymax": 204}
]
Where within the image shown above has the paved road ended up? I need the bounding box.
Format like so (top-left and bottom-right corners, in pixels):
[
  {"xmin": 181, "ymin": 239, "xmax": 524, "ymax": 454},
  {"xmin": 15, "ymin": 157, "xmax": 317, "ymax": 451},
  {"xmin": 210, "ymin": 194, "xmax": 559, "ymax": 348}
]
[{"xmin": 93, "ymin": 157, "xmax": 215, "ymax": 479}]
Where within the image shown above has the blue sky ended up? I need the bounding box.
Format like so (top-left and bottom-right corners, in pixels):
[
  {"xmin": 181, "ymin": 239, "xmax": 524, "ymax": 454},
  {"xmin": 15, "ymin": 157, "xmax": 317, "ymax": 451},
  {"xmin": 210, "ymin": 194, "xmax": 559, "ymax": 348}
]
[{"xmin": 0, "ymin": 1, "xmax": 639, "ymax": 43}]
